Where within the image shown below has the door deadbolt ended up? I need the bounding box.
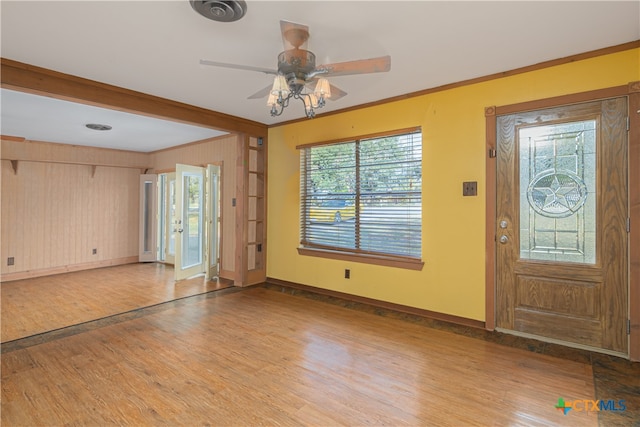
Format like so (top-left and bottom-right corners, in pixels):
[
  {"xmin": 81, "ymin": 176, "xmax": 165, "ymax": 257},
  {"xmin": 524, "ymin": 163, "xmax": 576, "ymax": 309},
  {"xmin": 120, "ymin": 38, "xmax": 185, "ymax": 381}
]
[{"xmin": 500, "ymin": 220, "xmax": 508, "ymax": 229}]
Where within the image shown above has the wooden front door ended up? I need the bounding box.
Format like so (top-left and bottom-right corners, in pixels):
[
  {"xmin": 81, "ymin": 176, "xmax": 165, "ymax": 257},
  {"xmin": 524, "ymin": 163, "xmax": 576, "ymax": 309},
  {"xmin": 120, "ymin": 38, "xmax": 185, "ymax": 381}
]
[{"xmin": 496, "ymin": 98, "xmax": 628, "ymax": 354}]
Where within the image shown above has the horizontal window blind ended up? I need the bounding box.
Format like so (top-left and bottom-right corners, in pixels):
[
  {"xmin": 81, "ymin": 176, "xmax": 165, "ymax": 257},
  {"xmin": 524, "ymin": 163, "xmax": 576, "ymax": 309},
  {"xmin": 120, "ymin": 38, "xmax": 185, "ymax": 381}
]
[{"xmin": 300, "ymin": 129, "xmax": 422, "ymax": 260}]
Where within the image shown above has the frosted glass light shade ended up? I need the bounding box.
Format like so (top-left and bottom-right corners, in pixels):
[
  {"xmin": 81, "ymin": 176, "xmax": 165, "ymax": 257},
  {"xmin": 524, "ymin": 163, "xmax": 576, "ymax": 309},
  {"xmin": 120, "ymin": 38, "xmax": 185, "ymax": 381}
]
[
  {"xmin": 303, "ymin": 94, "xmax": 319, "ymax": 111},
  {"xmin": 314, "ymin": 78, "xmax": 331, "ymax": 98},
  {"xmin": 271, "ymin": 75, "xmax": 290, "ymax": 97}
]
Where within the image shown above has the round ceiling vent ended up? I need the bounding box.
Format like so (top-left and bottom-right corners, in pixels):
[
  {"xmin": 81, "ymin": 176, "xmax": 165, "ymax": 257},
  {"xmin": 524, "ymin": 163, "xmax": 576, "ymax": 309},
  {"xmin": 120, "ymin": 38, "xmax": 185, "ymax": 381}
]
[
  {"xmin": 190, "ymin": 0, "xmax": 247, "ymax": 22},
  {"xmin": 85, "ymin": 123, "xmax": 112, "ymax": 131}
]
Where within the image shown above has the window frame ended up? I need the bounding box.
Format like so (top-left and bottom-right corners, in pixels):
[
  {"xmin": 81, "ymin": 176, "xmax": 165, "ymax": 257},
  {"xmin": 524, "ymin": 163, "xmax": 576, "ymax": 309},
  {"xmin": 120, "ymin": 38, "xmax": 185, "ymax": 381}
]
[{"xmin": 297, "ymin": 127, "xmax": 424, "ymax": 271}]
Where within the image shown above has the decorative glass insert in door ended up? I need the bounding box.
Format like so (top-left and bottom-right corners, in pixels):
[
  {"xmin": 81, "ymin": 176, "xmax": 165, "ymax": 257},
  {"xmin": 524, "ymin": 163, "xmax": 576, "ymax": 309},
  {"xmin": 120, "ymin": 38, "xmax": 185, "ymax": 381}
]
[{"xmin": 519, "ymin": 120, "xmax": 596, "ymax": 264}]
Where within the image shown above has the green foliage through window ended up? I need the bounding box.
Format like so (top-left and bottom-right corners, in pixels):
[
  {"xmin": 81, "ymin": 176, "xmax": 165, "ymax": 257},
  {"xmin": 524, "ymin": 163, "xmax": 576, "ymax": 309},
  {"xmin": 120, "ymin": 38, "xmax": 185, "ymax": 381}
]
[{"xmin": 300, "ymin": 129, "xmax": 422, "ymax": 259}]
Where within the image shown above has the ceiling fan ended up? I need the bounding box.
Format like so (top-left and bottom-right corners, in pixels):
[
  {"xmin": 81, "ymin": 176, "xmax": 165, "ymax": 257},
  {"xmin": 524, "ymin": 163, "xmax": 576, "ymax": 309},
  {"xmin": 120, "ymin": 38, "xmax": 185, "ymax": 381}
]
[{"xmin": 200, "ymin": 20, "xmax": 391, "ymax": 118}]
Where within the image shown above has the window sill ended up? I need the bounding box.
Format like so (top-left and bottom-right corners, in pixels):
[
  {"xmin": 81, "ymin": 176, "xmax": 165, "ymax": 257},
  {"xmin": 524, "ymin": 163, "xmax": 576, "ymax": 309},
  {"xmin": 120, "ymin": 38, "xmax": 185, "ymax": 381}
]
[{"xmin": 297, "ymin": 247, "xmax": 424, "ymax": 271}]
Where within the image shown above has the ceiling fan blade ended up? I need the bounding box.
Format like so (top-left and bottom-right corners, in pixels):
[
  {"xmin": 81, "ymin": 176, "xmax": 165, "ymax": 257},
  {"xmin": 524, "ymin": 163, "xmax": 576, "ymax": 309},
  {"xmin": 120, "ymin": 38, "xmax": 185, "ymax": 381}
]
[
  {"xmin": 280, "ymin": 20, "xmax": 309, "ymax": 51},
  {"xmin": 318, "ymin": 55, "xmax": 391, "ymax": 77},
  {"xmin": 200, "ymin": 59, "xmax": 277, "ymax": 75},
  {"xmin": 247, "ymin": 85, "xmax": 273, "ymax": 100},
  {"xmin": 327, "ymin": 83, "xmax": 347, "ymax": 101}
]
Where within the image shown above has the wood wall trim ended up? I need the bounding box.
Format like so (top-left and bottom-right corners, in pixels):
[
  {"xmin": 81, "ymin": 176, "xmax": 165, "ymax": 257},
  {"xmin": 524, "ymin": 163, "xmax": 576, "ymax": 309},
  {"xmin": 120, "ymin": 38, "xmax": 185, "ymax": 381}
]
[
  {"xmin": 272, "ymin": 40, "xmax": 640, "ymax": 128},
  {"xmin": 493, "ymin": 85, "xmax": 630, "ymax": 116},
  {"xmin": 484, "ymin": 106, "xmax": 497, "ymax": 331},
  {"xmin": 235, "ymin": 134, "xmax": 248, "ymax": 286},
  {"xmin": 297, "ymin": 247, "xmax": 424, "ymax": 271},
  {"xmin": 0, "ymin": 257, "xmax": 139, "ymax": 282},
  {"xmin": 0, "ymin": 58, "xmax": 267, "ymax": 137},
  {"xmin": 266, "ymin": 277, "xmax": 486, "ymax": 329},
  {"xmin": 0, "ymin": 135, "xmax": 25, "ymax": 142},
  {"xmin": 486, "ymin": 82, "xmax": 640, "ymax": 360},
  {"xmin": 1, "ymin": 136, "xmax": 149, "ymax": 157},
  {"xmin": 2, "ymin": 158, "xmax": 151, "ymax": 172},
  {"xmin": 2, "ymin": 137, "xmax": 152, "ymax": 169},
  {"xmin": 148, "ymin": 133, "xmax": 235, "ymax": 155},
  {"xmin": 629, "ymin": 86, "xmax": 640, "ymax": 361}
]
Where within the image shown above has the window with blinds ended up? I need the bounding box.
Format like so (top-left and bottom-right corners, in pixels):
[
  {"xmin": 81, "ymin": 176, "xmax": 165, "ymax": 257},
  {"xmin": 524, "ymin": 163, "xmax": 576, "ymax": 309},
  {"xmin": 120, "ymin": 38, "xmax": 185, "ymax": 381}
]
[{"xmin": 300, "ymin": 128, "xmax": 422, "ymax": 261}]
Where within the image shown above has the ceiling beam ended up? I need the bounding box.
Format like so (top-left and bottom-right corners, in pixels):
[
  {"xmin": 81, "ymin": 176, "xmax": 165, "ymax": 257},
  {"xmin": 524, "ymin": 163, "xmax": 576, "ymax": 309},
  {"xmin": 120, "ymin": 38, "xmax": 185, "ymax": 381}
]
[{"xmin": 1, "ymin": 58, "xmax": 267, "ymax": 137}]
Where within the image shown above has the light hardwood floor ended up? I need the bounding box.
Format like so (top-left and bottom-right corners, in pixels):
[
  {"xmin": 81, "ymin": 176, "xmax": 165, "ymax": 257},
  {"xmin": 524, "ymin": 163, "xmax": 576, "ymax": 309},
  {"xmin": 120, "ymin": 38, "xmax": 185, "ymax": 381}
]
[
  {"xmin": 2, "ymin": 283, "xmax": 603, "ymax": 426},
  {"xmin": 1, "ymin": 263, "xmax": 231, "ymax": 342}
]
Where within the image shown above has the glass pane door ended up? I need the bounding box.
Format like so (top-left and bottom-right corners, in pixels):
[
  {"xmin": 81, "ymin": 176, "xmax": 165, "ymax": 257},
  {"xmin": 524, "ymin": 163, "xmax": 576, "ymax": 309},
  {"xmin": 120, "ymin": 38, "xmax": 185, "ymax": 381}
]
[
  {"xmin": 175, "ymin": 164, "xmax": 205, "ymax": 280},
  {"xmin": 160, "ymin": 173, "xmax": 176, "ymax": 265}
]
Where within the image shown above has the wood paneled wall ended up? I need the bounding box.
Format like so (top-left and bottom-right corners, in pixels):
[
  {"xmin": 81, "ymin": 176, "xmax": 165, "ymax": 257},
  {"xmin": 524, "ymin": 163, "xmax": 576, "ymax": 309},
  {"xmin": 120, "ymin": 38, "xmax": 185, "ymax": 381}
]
[
  {"xmin": 1, "ymin": 139, "xmax": 146, "ymax": 280},
  {"xmin": 1, "ymin": 135, "xmax": 239, "ymax": 282},
  {"xmin": 151, "ymin": 134, "xmax": 238, "ymax": 278},
  {"xmin": 2, "ymin": 138, "xmax": 151, "ymax": 168}
]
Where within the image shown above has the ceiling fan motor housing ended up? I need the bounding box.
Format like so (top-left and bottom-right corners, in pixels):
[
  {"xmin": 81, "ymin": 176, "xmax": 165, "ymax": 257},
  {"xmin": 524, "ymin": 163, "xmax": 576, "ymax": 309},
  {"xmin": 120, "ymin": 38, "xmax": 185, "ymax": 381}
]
[
  {"xmin": 190, "ymin": 0, "xmax": 247, "ymax": 22},
  {"xmin": 278, "ymin": 49, "xmax": 316, "ymax": 90}
]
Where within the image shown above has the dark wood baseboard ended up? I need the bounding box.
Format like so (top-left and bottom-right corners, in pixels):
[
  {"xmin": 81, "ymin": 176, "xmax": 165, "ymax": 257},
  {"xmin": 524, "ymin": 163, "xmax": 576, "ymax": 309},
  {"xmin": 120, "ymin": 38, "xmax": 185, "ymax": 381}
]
[{"xmin": 265, "ymin": 277, "xmax": 485, "ymax": 330}]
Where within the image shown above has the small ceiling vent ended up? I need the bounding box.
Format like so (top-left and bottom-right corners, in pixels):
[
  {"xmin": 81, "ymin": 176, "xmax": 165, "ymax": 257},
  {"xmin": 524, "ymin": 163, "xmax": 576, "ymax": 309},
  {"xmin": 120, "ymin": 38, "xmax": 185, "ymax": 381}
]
[
  {"xmin": 85, "ymin": 123, "xmax": 112, "ymax": 131},
  {"xmin": 190, "ymin": 0, "xmax": 247, "ymax": 22}
]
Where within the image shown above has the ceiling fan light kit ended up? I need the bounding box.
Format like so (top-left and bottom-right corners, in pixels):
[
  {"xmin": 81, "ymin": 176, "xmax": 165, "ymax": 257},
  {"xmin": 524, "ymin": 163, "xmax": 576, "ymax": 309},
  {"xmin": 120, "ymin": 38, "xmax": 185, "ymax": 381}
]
[
  {"xmin": 267, "ymin": 75, "xmax": 331, "ymax": 119},
  {"xmin": 198, "ymin": 19, "xmax": 391, "ymax": 119}
]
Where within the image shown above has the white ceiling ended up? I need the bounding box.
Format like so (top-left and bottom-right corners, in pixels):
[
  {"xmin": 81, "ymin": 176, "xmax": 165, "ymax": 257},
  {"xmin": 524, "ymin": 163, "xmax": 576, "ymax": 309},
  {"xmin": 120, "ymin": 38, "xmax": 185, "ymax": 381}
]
[
  {"xmin": 0, "ymin": 89, "xmax": 228, "ymax": 152},
  {"xmin": 1, "ymin": 1, "xmax": 639, "ymax": 151}
]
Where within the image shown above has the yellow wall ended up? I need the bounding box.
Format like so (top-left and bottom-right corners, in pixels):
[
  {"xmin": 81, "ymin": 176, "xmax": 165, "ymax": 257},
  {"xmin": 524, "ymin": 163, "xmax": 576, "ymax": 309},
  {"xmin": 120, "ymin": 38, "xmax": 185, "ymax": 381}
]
[{"xmin": 266, "ymin": 48, "xmax": 640, "ymax": 322}]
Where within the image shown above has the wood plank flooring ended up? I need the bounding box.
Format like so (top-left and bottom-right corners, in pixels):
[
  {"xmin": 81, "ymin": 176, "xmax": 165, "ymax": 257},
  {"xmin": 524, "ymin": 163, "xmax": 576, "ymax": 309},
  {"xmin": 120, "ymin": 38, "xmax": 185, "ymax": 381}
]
[
  {"xmin": 1, "ymin": 263, "xmax": 231, "ymax": 342},
  {"xmin": 2, "ymin": 285, "xmax": 603, "ymax": 426}
]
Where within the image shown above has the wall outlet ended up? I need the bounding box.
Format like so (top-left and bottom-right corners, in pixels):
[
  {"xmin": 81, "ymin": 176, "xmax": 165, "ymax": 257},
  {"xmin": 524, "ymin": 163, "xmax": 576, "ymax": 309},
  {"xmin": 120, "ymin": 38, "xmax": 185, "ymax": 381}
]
[
  {"xmin": 463, "ymin": 181, "xmax": 478, "ymax": 196},
  {"xmin": 92, "ymin": 248, "xmax": 97, "ymax": 255},
  {"xmin": 344, "ymin": 269, "xmax": 350, "ymax": 279},
  {"xmin": 7, "ymin": 257, "xmax": 14, "ymax": 266}
]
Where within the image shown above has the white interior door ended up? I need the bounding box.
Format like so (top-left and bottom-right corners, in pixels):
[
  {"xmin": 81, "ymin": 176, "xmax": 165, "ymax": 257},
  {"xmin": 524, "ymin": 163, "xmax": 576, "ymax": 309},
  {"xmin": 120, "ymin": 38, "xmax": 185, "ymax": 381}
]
[
  {"xmin": 175, "ymin": 164, "xmax": 205, "ymax": 280},
  {"xmin": 206, "ymin": 165, "xmax": 220, "ymax": 279}
]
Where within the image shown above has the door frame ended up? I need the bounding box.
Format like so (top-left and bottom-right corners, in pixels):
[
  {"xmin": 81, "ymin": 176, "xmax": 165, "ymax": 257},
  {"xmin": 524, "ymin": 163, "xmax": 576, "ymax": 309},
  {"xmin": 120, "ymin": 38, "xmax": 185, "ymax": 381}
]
[
  {"xmin": 160, "ymin": 172, "xmax": 177, "ymax": 265},
  {"xmin": 139, "ymin": 174, "xmax": 158, "ymax": 262},
  {"xmin": 205, "ymin": 164, "xmax": 221, "ymax": 280},
  {"xmin": 485, "ymin": 82, "xmax": 640, "ymax": 361}
]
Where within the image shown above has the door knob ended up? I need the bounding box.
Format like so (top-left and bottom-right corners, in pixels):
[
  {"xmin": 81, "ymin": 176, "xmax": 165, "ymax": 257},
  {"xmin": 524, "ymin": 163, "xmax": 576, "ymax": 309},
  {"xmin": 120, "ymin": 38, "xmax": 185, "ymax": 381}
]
[
  {"xmin": 499, "ymin": 235, "xmax": 508, "ymax": 244},
  {"xmin": 178, "ymin": 228, "xmax": 184, "ymax": 233}
]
